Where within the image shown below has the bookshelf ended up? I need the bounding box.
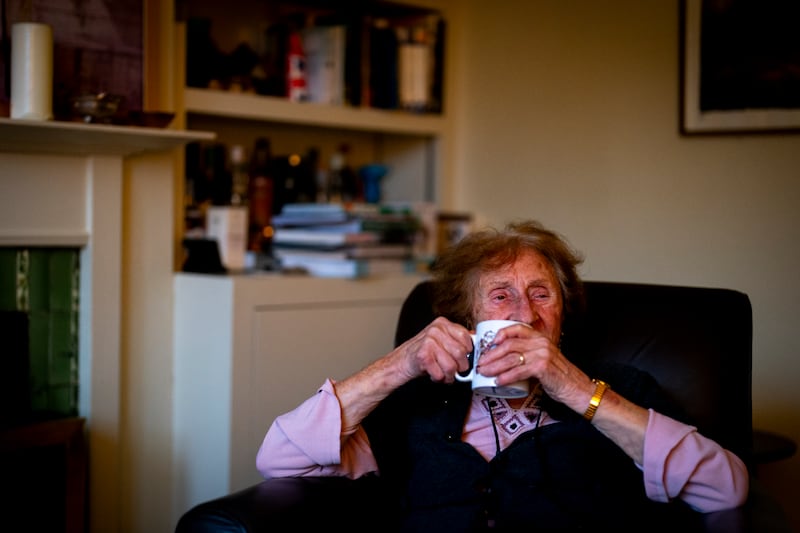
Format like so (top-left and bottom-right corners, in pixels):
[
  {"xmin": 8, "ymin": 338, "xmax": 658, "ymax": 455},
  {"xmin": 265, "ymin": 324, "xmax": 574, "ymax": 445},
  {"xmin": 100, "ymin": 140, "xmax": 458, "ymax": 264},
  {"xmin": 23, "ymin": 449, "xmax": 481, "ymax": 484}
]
[
  {"xmin": 169, "ymin": 2, "xmax": 447, "ymax": 513},
  {"xmin": 174, "ymin": 0, "xmax": 451, "ymax": 254}
]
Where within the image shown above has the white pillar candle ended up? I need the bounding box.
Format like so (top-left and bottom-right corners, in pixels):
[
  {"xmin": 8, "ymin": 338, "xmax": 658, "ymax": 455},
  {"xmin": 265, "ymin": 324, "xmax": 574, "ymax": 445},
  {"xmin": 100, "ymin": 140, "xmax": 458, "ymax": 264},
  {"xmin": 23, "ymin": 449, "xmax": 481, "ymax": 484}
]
[{"xmin": 11, "ymin": 22, "xmax": 53, "ymax": 120}]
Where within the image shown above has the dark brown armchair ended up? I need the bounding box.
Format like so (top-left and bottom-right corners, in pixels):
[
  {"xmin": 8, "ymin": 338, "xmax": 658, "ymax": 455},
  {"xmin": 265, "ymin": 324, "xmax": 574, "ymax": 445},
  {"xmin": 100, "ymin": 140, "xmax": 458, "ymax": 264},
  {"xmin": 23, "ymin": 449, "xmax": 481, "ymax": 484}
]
[{"xmin": 176, "ymin": 281, "xmax": 791, "ymax": 532}]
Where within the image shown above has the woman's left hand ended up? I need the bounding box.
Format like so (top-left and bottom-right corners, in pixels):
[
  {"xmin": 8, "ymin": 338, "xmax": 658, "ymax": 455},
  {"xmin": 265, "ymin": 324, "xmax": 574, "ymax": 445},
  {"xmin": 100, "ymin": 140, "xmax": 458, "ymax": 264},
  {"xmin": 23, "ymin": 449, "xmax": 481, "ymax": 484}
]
[{"xmin": 475, "ymin": 324, "xmax": 590, "ymax": 408}]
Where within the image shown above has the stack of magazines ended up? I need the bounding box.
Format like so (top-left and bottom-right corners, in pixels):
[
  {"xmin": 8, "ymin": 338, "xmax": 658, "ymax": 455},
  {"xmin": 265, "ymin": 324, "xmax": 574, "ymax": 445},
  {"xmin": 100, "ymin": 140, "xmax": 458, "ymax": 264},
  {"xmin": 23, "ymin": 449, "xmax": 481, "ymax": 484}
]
[{"xmin": 271, "ymin": 203, "xmax": 421, "ymax": 278}]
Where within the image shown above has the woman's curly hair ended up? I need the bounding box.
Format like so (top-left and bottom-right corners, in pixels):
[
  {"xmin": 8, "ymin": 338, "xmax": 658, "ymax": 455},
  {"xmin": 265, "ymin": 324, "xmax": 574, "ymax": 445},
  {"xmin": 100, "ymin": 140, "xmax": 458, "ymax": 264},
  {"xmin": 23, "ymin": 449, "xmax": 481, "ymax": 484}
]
[{"xmin": 430, "ymin": 219, "xmax": 585, "ymax": 329}]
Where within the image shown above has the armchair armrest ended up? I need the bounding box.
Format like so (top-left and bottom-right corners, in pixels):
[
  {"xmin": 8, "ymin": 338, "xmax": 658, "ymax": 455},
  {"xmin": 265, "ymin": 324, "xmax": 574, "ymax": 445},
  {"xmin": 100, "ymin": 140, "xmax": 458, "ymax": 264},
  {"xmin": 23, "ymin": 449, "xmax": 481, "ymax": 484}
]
[
  {"xmin": 175, "ymin": 476, "xmax": 393, "ymax": 532},
  {"xmin": 702, "ymin": 478, "xmax": 792, "ymax": 533}
]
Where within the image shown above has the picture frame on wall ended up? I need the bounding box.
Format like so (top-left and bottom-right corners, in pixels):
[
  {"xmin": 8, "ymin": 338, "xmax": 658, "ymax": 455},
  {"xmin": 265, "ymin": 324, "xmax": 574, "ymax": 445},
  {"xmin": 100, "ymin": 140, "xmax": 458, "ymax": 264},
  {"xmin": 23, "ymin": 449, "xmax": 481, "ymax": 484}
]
[{"xmin": 681, "ymin": 0, "xmax": 800, "ymax": 134}]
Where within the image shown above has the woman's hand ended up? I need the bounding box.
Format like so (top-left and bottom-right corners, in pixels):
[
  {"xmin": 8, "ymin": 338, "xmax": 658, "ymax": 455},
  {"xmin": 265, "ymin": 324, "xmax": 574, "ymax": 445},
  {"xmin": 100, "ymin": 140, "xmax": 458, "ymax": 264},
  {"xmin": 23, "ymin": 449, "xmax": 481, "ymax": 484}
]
[
  {"xmin": 334, "ymin": 317, "xmax": 473, "ymax": 430},
  {"xmin": 473, "ymin": 323, "xmax": 588, "ymax": 407},
  {"xmin": 475, "ymin": 323, "xmax": 649, "ymax": 463},
  {"xmin": 394, "ymin": 317, "xmax": 474, "ymax": 383}
]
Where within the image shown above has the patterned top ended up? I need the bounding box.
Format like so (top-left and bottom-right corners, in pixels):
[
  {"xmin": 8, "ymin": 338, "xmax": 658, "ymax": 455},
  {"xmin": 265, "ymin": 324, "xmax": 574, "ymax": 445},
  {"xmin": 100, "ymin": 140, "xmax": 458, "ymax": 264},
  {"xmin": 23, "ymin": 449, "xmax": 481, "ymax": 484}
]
[{"xmin": 464, "ymin": 384, "xmax": 556, "ymax": 460}]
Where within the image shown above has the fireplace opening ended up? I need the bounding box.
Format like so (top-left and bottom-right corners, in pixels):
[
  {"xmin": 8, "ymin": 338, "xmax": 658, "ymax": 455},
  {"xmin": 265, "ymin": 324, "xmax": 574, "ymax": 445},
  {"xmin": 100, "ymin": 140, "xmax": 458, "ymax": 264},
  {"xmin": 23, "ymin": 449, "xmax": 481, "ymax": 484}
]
[{"xmin": 0, "ymin": 248, "xmax": 80, "ymax": 427}]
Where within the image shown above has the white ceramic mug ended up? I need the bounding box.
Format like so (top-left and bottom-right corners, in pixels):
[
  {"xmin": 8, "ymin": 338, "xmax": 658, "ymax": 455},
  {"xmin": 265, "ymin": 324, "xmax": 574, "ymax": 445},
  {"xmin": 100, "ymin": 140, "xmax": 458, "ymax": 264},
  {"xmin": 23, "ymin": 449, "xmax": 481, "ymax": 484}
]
[{"xmin": 456, "ymin": 319, "xmax": 530, "ymax": 398}]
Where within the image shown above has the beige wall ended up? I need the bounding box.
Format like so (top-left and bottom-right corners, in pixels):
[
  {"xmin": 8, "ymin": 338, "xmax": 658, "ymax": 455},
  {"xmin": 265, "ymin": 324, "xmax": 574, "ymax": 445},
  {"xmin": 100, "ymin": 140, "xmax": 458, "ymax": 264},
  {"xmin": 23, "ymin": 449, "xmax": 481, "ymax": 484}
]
[{"xmin": 449, "ymin": 0, "xmax": 800, "ymax": 527}]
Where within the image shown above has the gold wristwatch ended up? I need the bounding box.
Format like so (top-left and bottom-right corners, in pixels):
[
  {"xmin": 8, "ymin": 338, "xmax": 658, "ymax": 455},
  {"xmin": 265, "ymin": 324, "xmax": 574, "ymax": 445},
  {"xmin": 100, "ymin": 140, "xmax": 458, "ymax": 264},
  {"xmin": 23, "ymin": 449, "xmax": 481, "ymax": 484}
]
[{"xmin": 583, "ymin": 379, "xmax": 609, "ymax": 421}]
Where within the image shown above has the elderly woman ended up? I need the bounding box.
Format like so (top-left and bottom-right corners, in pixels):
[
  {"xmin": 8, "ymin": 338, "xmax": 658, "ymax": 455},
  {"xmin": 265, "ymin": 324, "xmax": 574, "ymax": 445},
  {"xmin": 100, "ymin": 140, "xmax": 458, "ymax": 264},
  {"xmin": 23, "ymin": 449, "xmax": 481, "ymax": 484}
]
[{"xmin": 257, "ymin": 219, "xmax": 748, "ymax": 531}]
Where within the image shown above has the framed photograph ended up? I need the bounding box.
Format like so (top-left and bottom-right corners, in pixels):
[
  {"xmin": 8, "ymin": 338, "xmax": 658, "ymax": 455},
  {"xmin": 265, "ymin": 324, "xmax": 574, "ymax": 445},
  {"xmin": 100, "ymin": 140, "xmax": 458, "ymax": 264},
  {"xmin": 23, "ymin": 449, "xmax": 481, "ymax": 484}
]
[{"xmin": 681, "ymin": 0, "xmax": 800, "ymax": 134}]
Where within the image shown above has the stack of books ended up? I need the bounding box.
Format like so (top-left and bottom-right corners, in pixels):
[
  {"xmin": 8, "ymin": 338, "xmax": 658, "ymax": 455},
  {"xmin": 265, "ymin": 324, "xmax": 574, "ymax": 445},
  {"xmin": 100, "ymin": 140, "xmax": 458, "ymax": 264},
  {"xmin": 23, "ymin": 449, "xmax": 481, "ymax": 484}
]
[{"xmin": 271, "ymin": 203, "xmax": 421, "ymax": 278}]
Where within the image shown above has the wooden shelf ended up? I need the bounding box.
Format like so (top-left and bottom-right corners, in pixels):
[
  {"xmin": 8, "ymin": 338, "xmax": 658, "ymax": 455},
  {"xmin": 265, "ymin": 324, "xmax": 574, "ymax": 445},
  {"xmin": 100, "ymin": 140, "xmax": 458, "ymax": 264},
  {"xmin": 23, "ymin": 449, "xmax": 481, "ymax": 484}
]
[
  {"xmin": 184, "ymin": 88, "xmax": 445, "ymax": 136},
  {"xmin": 0, "ymin": 118, "xmax": 215, "ymax": 157}
]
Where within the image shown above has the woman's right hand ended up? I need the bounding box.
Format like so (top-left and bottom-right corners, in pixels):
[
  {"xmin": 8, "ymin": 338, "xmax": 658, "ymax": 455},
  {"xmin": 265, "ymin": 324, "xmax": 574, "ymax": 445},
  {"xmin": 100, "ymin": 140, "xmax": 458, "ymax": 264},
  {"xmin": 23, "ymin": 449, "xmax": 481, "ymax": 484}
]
[
  {"xmin": 394, "ymin": 317, "xmax": 474, "ymax": 383},
  {"xmin": 334, "ymin": 317, "xmax": 473, "ymax": 429}
]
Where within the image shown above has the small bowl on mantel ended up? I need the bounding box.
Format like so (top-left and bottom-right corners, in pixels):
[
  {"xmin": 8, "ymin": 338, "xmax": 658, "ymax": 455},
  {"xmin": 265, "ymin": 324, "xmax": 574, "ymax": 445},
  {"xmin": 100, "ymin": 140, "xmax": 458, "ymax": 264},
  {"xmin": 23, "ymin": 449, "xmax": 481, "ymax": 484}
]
[{"xmin": 71, "ymin": 93, "xmax": 124, "ymax": 124}]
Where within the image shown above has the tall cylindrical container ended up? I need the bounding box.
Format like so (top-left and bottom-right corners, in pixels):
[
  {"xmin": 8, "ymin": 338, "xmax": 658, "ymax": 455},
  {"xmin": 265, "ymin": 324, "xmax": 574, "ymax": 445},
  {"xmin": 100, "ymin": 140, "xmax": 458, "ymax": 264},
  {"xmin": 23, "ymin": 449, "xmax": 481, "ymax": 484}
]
[
  {"xmin": 248, "ymin": 137, "xmax": 275, "ymax": 252},
  {"xmin": 11, "ymin": 22, "xmax": 53, "ymax": 120}
]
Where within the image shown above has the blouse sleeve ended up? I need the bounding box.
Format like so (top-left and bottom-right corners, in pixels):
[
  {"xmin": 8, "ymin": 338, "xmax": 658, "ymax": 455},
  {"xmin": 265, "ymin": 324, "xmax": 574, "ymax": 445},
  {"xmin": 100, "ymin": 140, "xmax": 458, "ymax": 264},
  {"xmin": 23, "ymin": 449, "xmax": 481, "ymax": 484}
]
[
  {"xmin": 642, "ymin": 409, "xmax": 749, "ymax": 512},
  {"xmin": 255, "ymin": 379, "xmax": 379, "ymax": 479}
]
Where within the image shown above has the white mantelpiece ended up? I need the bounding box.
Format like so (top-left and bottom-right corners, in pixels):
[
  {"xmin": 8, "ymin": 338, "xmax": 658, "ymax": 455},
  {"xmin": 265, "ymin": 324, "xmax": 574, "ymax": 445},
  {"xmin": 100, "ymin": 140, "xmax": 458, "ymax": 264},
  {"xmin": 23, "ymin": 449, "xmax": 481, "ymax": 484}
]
[
  {"xmin": 0, "ymin": 117, "xmax": 211, "ymax": 157},
  {"xmin": 0, "ymin": 118, "xmax": 212, "ymax": 246},
  {"xmin": 0, "ymin": 118, "xmax": 213, "ymax": 532}
]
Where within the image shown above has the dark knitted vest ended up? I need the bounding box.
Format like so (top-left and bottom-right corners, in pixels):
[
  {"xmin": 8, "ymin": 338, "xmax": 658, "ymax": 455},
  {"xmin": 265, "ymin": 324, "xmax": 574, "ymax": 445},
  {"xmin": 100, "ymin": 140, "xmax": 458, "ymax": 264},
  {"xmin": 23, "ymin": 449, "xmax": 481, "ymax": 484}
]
[{"xmin": 362, "ymin": 363, "xmax": 703, "ymax": 532}]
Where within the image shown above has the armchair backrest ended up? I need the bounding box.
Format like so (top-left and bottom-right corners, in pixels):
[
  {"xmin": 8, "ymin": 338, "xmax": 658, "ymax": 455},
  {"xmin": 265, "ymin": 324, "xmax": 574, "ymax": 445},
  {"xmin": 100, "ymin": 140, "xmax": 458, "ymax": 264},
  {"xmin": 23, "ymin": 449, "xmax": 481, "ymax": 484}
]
[{"xmin": 394, "ymin": 280, "xmax": 754, "ymax": 471}]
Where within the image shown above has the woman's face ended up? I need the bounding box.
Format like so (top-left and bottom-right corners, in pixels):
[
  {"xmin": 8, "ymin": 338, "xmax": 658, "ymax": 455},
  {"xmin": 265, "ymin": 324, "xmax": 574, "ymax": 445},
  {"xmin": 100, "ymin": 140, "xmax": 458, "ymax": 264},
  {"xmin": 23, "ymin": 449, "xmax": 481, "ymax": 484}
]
[{"xmin": 473, "ymin": 249, "xmax": 564, "ymax": 343}]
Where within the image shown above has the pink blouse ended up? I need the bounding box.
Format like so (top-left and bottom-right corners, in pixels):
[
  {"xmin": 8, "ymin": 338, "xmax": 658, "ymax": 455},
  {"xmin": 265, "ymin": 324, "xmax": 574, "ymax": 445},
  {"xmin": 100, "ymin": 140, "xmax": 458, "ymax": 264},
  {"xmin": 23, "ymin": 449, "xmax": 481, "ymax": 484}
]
[{"xmin": 256, "ymin": 379, "xmax": 748, "ymax": 513}]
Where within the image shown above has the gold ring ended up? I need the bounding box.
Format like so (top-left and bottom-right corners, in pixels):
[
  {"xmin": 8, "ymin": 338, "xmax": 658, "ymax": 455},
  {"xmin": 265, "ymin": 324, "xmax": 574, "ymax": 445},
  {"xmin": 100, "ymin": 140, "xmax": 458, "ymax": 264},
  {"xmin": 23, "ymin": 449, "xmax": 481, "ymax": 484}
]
[{"xmin": 519, "ymin": 354, "xmax": 525, "ymax": 366}]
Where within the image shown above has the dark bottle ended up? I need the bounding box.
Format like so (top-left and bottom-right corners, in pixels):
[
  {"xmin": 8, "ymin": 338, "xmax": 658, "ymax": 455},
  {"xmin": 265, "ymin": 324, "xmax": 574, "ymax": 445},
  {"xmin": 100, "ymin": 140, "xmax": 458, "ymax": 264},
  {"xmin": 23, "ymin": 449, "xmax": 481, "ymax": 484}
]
[
  {"xmin": 274, "ymin": 148, "xmax": 318, "ymax": 208},
  {"xmin": 229, "ymin": 144, "xmax": 249, "ymax": 206},
  {"xmin": 302, "ymin": 147, "xmax": 321, "ymax": 203},
  {"xmin": 186, "ymin": 17, "xmax": 223, "ymax": 89},
  {"xmin": 327, "ymin": 149, "xmax": 344, "ymax": 204},
  {"xmin": 272, "ymin": 153, "xmax": 299, "ymax": 212},
  {"xmin": 330, "ymin": 143, "xmax": 359, "ymax": 204},
  {"xmin": 184, "ymin": 142, "xmax": 206, "ymax": 235},
  {"xmin": 248, "ymin": 137, "xmax": 274, "ymax": 252},
  {"xmin": 205, "ymin": 142, "xmax": 232, "ymax": 206}
]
